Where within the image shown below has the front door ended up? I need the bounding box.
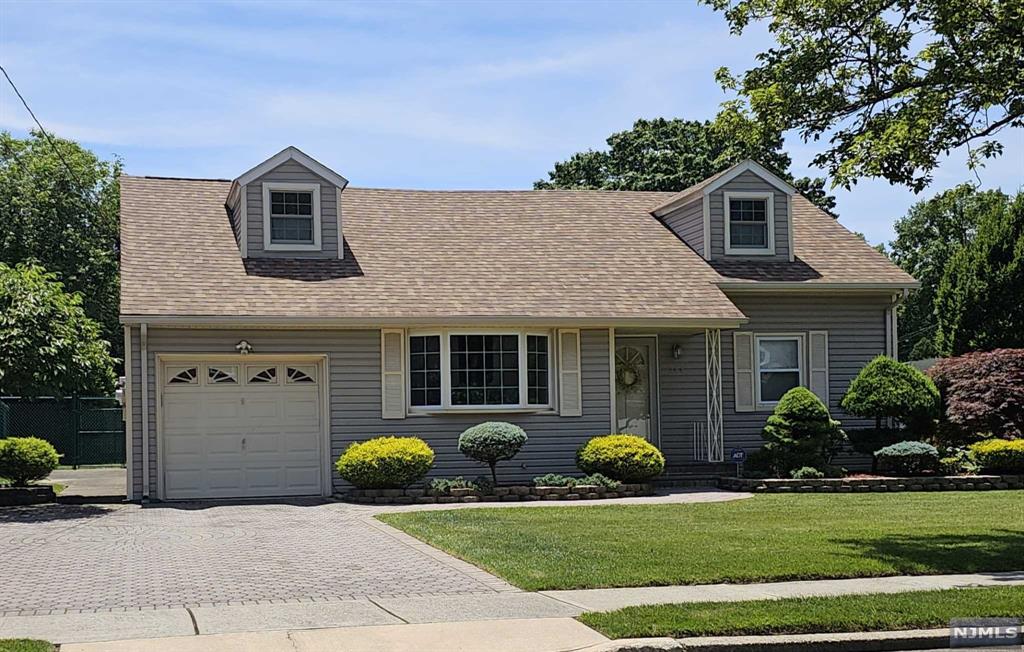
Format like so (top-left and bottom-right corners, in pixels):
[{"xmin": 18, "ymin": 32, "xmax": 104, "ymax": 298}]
[{"xmin": 615, "ymin": 337, "xmax": 659, "ymax": 442}]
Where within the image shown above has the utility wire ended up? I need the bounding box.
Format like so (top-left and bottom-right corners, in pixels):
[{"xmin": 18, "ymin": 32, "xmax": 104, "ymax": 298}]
[{"xmin": 0, "ymin": 63, "xmax": 86, "ymax": 190}]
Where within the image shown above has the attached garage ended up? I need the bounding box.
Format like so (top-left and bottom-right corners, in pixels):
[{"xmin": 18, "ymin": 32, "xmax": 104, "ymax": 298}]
[{"xmin": 156, "ymin": 355, "xmax": 329, "ymax": 500}]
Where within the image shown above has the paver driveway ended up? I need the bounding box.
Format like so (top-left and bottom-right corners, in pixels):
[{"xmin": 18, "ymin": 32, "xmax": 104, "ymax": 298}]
[{"xmin": 0, "ymin": 500, "xmax": 511, "ymax": 616}]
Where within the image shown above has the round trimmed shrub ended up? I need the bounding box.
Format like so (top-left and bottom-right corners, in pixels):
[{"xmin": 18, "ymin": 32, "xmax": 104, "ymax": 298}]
[
  {"xmin": 841, "ymin": 356, "xmax": 940, "ymax": 433},
  {"xmin": 576, "ymin": 434, "xmax": 665, "ymax": 482},
  {"xmin": 335, "ymin": 436, "xmax": 434, "ymax": 488},
  {"xmin": 0, "ymin": 437, "xmax": 60, "ymax": 486},
  {"xmin": 874, "ymin": 440, "xmax": 940, "ymax": 476},
  {"xmin": 458, "ymin": 421, "xmax": 528, "ymax": 485},
  {"xmin": 969, "ymin": 439, "xmax": 1024, "ymax": 473}
]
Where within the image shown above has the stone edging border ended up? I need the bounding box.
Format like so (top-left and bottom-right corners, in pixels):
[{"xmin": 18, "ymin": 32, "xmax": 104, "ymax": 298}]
[
  {"xmin": 718, "ymin": 474, "xmax": 1024, "ymax": 493},
  {"xmin": 0, "ymin": 485, "xmax": 56, "ymax": 506},
  {"xmin": 339, "ymin": 483, "xmax": 654, "ymax": 505}
]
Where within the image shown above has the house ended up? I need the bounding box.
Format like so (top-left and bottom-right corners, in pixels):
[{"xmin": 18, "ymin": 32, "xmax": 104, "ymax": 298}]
[{"xmin": 119, "ymin": 147, "xmax": 916, "ymax": 500}]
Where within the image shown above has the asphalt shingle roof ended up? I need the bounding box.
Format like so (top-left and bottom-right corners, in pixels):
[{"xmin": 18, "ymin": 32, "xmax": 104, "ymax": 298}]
[{"xmin": 119, "ymin": 177, "xmax": 914, "ymax": 321}]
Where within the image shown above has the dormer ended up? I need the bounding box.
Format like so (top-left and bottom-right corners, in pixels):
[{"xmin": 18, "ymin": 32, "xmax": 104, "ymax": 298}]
[
  {"xmin": 652, "ymin": 160, "xmax": 796, "ymax": 262},
  {"xmin": 225, "ymin": 147, "xmax": 349, "ymax": 259}
]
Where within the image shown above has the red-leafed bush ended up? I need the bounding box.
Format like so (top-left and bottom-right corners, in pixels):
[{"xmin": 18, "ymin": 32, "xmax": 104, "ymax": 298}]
[{"xmin": 929, "ymin": 349, "xmax": 1024, "ymax": 443}]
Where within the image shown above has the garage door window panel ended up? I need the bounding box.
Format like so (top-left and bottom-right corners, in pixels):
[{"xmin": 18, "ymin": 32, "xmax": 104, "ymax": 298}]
[
  {"xmin": 208, "ymin": 365, "xmax": 238, "ymax": 384},
  {"xmin": 247, "ymin": 365, "xmax": 279, "ymax": 384}
]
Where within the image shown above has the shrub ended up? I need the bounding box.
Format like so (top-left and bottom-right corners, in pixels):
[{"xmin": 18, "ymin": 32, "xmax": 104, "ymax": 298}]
[
  {"xmin": 841, "ymin": 356, "xmax": 941, "ymax": 434},
  {"xmin": 335, "ymin": 436, "xmax": 434, "ymax": 488},
  {"xmin": 929, "ymin": 349, "xmax": 1024, "ymax": 443},
  {"xmin": 875, "ymin": 441, "xmax": 940, "ymax": 476},
  {"xmin": 790, "ymin": 466, "xmax": 825, "ymax": 480},
  {"xmin": 577, "ymin": 473, "xmax": 621, "ymax": 490},
  {"xmin": 576, "ymin": 434, "xmax": 665, "ymax": 482},
  {"xmin": 429, "ymin": 476, "xmax": 473, "ymax": 496},
  {"xmin": 457, "ymin": 422, "xmax": 528, "ymax": 485},
  {"xmin": 533, "ymin": 473, "xmax": 575, "ymax": 487},
  {"xmin": 969, "ymin": 439, "xmax": 1024, "ymax": 473},
  {"xmin": 760, "ymin": 387, "xmax": 846, "ymax": 477},
  {"xmin": 0, "ymin": 437, "xmax": 59, "ymax": 486}
]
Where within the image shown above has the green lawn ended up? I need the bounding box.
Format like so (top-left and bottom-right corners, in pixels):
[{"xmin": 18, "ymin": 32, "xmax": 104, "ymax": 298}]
[
  {"xmin": 578, "ymin": 586, "xmax": 1024, "ymax": 638},
  {"xmin": 378, "ymin": 492, "xmax": 1024, "ymax": 590},
  {"xmin": 0, "ymin": 640, "xmax": 54, "ymax": 652},
  {"xmin": 0, "ymin": 480, "xmax": 64, "ymax": 494}
]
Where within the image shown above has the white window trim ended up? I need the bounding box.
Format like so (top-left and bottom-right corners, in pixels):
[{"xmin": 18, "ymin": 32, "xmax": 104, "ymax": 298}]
[
  {"xmin": 406, "ymin": 328, "xmax": 555, "ymax": 413},
  {"xmin": 262, "ymin": 182, "xmax": 322, "ymax": 252},
  {"xmin": 754, "ymin": 333, "xmax": 805, "ymax": 408},
  {"xmin": 724, "ymin": 190, "xmax": 775, "ymax": 256}
]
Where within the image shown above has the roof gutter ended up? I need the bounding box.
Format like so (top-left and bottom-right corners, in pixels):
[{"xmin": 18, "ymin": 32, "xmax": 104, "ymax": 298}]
[
  {"xmin": 718, "ymin": 281, "xmax": 921, "ymax": 293},
  {"xmin": 119, "ymin": 314, "xmax": 749, "ymax": 330}
]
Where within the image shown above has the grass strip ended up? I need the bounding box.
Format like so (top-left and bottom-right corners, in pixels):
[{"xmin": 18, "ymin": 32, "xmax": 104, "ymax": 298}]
[{"xmin": 577, "ymin": 586, "xmax": 1024, "ymax": 638}]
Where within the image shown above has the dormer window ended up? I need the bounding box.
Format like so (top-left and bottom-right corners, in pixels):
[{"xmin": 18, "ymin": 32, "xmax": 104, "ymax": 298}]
[
  {"xmin": 262, "ymin": 182, "xmax": 321, "ymax": 251},
  {"xmin": 724, "ymin": 191, "xmax": 775, "ymax": 255}
]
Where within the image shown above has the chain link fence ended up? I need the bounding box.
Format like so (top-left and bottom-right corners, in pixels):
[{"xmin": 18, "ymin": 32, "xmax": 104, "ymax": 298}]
[{"xmin": 0, "ymin": 396, "xmax": 125, "ymax": 466}]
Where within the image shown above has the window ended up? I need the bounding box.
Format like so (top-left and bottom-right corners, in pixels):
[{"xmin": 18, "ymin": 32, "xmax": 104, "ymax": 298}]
[
  {"xmin": 262, "ymin": 183, "xmax": 321, "ymax": 251},
  {"xmin": 409, "ymin": 335, "xmax": 442, "ymax": 407},
  {"xmin": 270, "ymin": 191, "xmax": 313, "ymax": 243},
  {"xmin": 527, "ymin": 335, "xmax": 549, "ymax": 405},
  {"xmin": 407, "ymin": 331, "xmax": 551, "ymax": 410},
  {"xmin": 724, "ymin": 191, "xmax": 774, "ymax": 254},
  {"xmin": 247, "ymin": 366, "xmax": 278, "ymax": 384},
  {"xmin": 207, "ymin": 366, "xmax": 238, "ymax": 384},
  {"xmin": 756, "ymin": 335, "xmax": 803, "ymax": 404}
]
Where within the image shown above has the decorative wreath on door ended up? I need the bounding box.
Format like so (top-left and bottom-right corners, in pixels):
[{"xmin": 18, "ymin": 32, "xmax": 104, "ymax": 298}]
[{"xmin": 615, "ymin": 347, "xmax": 647, "ymax": 395}]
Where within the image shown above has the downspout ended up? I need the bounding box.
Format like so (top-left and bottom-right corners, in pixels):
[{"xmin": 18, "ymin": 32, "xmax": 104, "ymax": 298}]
[
  {"xmin": 140, "ymin": 323, "xmax": 149, "ymax": 501},
  {"xmin": 123, "ymin": 326, "xmax": 134, "ymax": 501},
  {"xmin": 887, "ymin": 289, "xmax": 909, "ymax": 359}
]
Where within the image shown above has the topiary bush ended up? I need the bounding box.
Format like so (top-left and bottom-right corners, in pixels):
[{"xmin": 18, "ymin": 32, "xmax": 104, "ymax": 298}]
[
  {"xmin": 0, "ymin": 437, "xmax": 60, "ymax": 486},
  {"xmin": 875, "ymin": 441, "xmax": 940, "ymax": 476},
  {"xmin": 457, "ymin": 421, "xmax": 528, "ymax": 485},
  {"xmin": 335, "ymin": 436, "xmax": 434, "ymax": 488},
  {"xmin": 969, "ymin": 439, "xmax": 1024, "ymax": 473},
  {"xmin": 841, "ymin": 356, "xmax": 941, "ymax": 434},
  {"xmin": 576, "ymin": 434, "xmax": 665, "ymax": 482},
  {"xmin": 760, "ymin": 387, "xmax": 846, "ymax": 477},
  {"xmin": 929, "ymin": 349, "xmax": 1024, "ymax": 444},
  {"xmin": 790, "ymin": 466, "xmax": 825, "ymax": 480}
]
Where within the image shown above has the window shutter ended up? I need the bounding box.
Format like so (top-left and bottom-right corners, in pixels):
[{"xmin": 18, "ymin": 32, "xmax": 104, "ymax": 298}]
[
  {"xmin": 733, "ymin": 331, "xmax": 755, "ymax": 412},
  {"xmin": 558, "ymin": 329, "xmax": 582, "ymax": 417},
  {"xmin": 380, "ymin": 329, "xmax": 406, "ymax": 419},
  {"xmin": 808, "ymin": 331, "xmax": 829, "ymax": 406}
]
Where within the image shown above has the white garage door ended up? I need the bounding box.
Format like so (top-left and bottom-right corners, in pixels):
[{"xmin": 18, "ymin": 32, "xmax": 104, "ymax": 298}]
[{"xmin": 160, "ymin": 360, "xmax": 323, "ymax": 499}]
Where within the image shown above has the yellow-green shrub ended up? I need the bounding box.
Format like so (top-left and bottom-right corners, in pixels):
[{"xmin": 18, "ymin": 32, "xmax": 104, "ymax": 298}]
[
  {"xmin": 335, "ymin": 436, "xmax": 434, "ymax": 488},
  {"xmin": 0, "ymin": 437, "xmax": 60, "ymax": 486},
  {"xmin": 576, "ymin": 434, "xmax": 665, "ymax": 482},
  {"xmin": 969, "ymin": 439, "xmax": 1024, "ymax": 473}
]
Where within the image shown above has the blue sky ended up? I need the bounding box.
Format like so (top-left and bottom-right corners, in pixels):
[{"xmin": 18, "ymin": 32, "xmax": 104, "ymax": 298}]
[{"xmin": 1, "ymin": 0, "xmax": 1021, "ymax": 245}]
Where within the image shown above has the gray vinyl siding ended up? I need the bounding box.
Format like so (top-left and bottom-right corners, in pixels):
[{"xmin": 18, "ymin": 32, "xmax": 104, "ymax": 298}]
[
  {"xmin": 656, "ymin": 331, "xmax": 707, "ymax": 465},
  {"xmin": 228, "ymin": 203, "xmax": 242, "ymax": 248},
  {"xmin": 719, "ymin": 295, "xmax": 889, "ymax": 467},
  {"xmin": 128, "ymin": 326, "xmax": 144, "ymax": 499},
  {"xmin": 129, "ymin": 328, "xmax": 611, "ymax": 497},
  {"xmin": 709, "ymin": 170, "xmax": 790, "ymax": 261},
  {"xmin": 245, "ymin": 159, "xmax": 340, "ymax": 259},
  {"xmin": 661, "ymin": 197, "xmax": 705, "ymax": 257}
]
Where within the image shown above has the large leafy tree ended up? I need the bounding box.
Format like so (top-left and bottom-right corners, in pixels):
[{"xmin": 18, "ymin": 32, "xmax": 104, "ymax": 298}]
[
  {"xmin": 934, "ymin": 191, "xmax": 1024, "ymax": 355},
  {"xmin": 0, "ymin": 131, "xmax": 122, "ymax": 360},
  {"xmin": 705, "ymin": 0, "xmax": 1024, "ymax": 192},
  {"xmin": 535, "ymin": 117, "xmax": 837, "ymax": 213},
  {"xmin": 0, "ymin": 263, "xmax": 117, "ymax": 397},
  {"xmin": 888, "ymin": 185, "xmax": 1009, "ymax": 359}
]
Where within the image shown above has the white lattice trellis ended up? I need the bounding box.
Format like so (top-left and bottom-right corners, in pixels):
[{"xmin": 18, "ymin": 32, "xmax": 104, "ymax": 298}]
[{"xmin": 705, "ymin": 328, "xmax": 724, "ymax": 462}]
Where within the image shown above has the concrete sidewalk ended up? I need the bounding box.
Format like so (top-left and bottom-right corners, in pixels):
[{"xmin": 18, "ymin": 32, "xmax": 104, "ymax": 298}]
[
  {"xmin": 4, "ymin": 571, "xmax": 1021, "ymax": 645},
  {"xmin": 542, "ymin": 570, "xmax": 1024, "ymax": 611},
  {"xmin": 60, "ymin": 617, "xmax": 608, "ymax": 652}
]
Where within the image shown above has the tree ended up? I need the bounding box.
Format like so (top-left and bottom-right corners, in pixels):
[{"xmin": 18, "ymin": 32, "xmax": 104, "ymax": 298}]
[
  {"xmin": 705, "ymin": 0, "xmax": 1024, "ymax": 191},
  {"xmin": 0, "ymin": 131, "xmax": 122, "ymax": 360},
  {"xmin": 0, "ymin": 263, "xmax": 116, "ymax": 396},
  {"xmin": 934, "ymin": 191, "xmax": 1024, "ymax": 355},
  {"xmin": 535, "ymin": 116, "xmax": 837, "ymax": 213},
  {"xmin": 840, "ymin": 356, "xmax": 940, "ymax": 434},
  {"xmin": 887, "ymin": 185, "xmax": 1008, "ymax": 358}
]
